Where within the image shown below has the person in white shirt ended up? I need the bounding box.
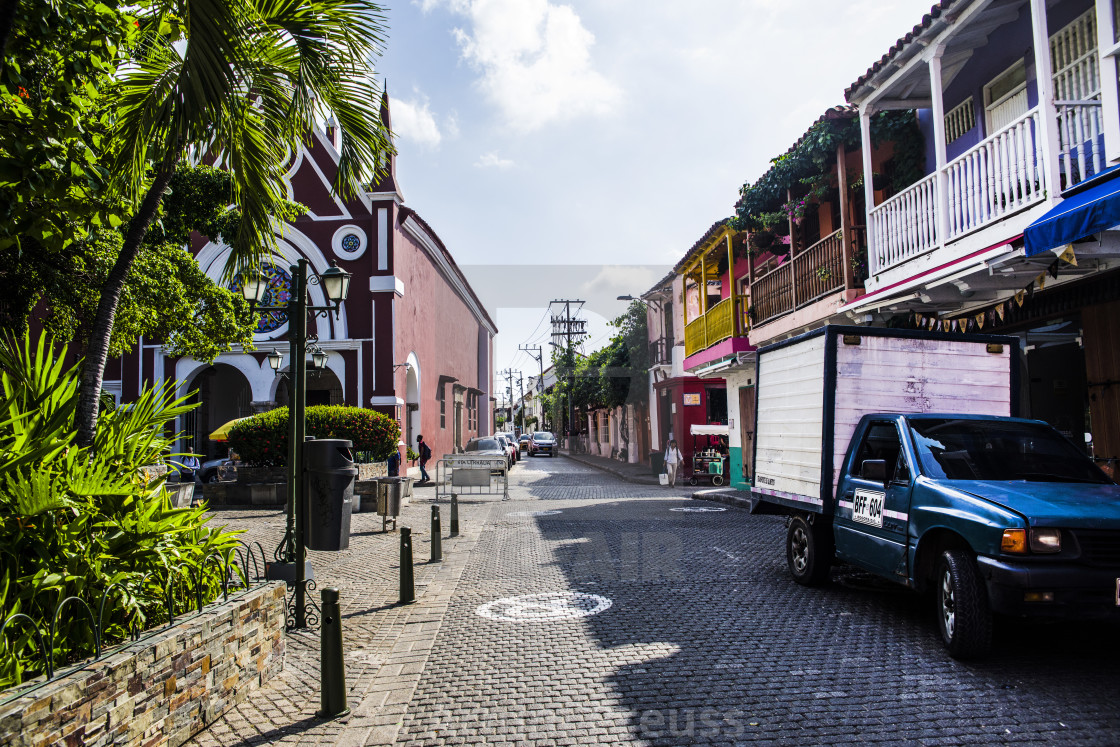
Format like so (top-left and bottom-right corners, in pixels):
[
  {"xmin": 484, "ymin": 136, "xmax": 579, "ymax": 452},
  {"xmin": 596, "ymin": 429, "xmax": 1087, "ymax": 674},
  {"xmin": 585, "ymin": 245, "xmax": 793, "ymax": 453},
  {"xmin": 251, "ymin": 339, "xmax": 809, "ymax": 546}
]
[{"xmin": 664, "ymin": 439, "xmax": 684, "ymax": 487}]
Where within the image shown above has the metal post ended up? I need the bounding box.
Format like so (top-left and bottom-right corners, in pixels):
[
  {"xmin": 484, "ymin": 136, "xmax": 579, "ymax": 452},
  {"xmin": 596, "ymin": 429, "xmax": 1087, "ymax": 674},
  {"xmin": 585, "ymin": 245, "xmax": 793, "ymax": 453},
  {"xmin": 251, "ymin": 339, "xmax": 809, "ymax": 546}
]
[
  {"xmin": 430, "ymin": 505, "xmax": 442, "ymax": 562},
  {"xmin": 317, "ymin": 588, "xmax": 349, "ymax": 719},
  {"xmin": 450, "ymin": 494, "xmax": 459, "ymax": 537},
  {"xmin": 399, "ymin": 527, "xmax": 415, "ymax": 604},
  {"xmin": 294, "ymin": 259, "xmax": 309, "ymax": 630}
]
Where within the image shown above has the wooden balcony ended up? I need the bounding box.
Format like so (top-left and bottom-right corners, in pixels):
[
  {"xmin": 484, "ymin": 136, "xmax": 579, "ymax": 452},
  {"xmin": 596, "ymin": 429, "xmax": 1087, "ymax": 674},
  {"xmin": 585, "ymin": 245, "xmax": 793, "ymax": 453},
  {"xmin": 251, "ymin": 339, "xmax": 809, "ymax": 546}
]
[
  {"xmin": 684, "ymin": 297, "xmax": 748, "ymax": 357},
  {"xmin": 748, "ymin": 228, "xmax": 858, "ymax": 327}
]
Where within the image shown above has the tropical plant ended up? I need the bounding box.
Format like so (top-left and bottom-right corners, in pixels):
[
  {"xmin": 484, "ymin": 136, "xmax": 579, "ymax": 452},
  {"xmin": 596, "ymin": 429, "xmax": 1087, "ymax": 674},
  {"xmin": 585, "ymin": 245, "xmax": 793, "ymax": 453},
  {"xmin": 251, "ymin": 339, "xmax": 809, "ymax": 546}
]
[
  {"xmin": 70, "ymin": 0, "xmax": 393, "ymax": 448},
  {"xmin": 227, "ymin": 405, "xmax": 401, "ymax": 467},
  {"xmin": 0, "ymin": 331, "xmax": 242, "ymax": 688}
]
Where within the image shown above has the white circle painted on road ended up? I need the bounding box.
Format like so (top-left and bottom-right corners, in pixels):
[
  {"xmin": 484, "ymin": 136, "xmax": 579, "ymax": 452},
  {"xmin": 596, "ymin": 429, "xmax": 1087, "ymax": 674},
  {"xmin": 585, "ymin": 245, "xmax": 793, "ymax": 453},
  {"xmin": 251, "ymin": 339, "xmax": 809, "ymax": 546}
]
[
  {"xmin": 669, "ymin": 506, "xmax": 727, "ymax": 512},
  {"xmin": 506, "ymin": 510, "xmax": 563, "ymax": 517},
  {"xmin": 476, "ymin": 592, "xmax": 612, "ymax": 622}
]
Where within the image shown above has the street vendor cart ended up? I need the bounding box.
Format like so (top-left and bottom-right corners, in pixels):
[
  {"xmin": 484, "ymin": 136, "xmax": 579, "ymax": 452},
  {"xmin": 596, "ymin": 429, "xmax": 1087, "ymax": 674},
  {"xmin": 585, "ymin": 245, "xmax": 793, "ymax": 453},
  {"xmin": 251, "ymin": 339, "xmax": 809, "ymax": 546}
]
[{"xmin": 687, "ymin": 423, "xmax": 730, "ymax": 486}]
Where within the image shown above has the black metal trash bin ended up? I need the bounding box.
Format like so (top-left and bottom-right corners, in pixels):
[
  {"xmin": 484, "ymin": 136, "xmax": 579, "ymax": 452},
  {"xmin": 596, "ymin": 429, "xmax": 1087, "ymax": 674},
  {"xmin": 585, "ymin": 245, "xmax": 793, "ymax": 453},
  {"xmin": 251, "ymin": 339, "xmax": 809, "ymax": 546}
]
[
  {"xmin": 304, "ymin": 439, "xmax": 358, "ymax": 551},
  {"xmin": 649, "ymin": 451, "xmax": 664, "ymax": 476}
]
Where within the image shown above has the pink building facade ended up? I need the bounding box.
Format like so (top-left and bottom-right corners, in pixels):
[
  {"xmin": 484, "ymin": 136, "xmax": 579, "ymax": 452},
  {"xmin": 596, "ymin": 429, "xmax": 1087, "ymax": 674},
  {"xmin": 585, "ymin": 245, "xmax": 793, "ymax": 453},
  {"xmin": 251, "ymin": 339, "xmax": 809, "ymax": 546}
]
[{"xmin": 111, "ymin": 95, "xmax": 496, "ymax": 463}]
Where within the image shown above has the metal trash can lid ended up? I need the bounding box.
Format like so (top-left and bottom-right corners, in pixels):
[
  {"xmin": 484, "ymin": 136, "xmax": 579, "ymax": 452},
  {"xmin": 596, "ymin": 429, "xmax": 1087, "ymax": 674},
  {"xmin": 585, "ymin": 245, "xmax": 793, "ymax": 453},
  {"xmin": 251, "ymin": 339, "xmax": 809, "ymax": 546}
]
[{"xmin": 304, "ymin": 439, "xmax": 355, "ymax": 469}]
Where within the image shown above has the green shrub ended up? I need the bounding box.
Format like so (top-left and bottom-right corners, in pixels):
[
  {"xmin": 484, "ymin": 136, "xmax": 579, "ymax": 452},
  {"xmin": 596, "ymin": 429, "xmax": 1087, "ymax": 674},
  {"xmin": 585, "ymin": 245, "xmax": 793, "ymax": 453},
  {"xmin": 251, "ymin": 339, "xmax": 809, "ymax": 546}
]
[
  {"xmin": 228, "ymin": 405, "xmax": 401, "ymax": 467},
  {"xmin": 0, "ymin": 332, "xmax": 242, "ymax": 689}
]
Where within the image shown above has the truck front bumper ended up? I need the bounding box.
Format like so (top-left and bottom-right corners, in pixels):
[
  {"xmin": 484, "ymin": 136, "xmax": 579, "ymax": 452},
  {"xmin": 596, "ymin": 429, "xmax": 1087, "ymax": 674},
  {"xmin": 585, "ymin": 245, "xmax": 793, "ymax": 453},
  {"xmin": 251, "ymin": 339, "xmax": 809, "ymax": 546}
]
[{"xmin": 975, "ymin": 556, "xmax": 1120, "ymax": 619}]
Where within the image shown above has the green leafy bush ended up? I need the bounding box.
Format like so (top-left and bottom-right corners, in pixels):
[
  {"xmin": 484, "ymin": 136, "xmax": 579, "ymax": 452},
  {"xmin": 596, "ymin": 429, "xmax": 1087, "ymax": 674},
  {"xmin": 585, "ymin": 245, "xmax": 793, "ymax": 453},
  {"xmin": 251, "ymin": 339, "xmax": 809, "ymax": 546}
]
[
  {"xmin": 228, "ymin": 406, "xmax": 401, "ymax": 467},
  {"xmin": 0, "ymin": 332, "xmax": 242, "ymax": 689}
]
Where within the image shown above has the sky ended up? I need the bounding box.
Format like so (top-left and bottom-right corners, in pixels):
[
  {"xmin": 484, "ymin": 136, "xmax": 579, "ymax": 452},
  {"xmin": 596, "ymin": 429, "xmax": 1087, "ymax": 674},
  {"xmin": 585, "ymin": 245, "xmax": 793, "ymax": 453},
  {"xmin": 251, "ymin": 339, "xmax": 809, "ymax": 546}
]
[{"xmin": 375, "ymin": 0, "xmax": 938, "ymax": 400}]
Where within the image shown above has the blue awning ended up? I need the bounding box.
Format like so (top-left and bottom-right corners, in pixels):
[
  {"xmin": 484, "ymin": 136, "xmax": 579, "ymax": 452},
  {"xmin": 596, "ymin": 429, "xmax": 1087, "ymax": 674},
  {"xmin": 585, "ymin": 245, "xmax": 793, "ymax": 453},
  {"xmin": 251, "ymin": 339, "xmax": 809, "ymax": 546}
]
[{"xmin": 1024, "ymin": 167, "xmax": 1120, "ymax": 256}]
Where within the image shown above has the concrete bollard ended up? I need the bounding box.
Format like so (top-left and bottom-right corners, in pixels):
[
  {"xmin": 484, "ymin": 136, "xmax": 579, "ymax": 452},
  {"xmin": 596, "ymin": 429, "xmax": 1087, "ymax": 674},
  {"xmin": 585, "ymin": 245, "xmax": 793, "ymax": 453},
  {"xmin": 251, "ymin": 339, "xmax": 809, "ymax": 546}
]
[
  {"xmin": 431, "ymin": 505, "xmax": 443, "ymax": 562},
  {"xmin": 317, "ymin": 588, "xmax": 350, "ymax": 719},
  {"xmin": 450, "ymin": 494, "xmax": 459, "ymax": 537},
  {"xmin": 400, "ymin": 527, "xmax": 415, "ymax": 604}
]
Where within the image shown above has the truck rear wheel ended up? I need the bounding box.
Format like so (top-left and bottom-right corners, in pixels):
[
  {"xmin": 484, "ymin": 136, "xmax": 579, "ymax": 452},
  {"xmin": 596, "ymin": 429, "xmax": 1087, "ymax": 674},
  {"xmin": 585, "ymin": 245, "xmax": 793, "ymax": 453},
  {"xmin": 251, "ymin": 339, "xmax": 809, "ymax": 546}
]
[
  {"xmin": 786, "ymin": 516, "xmax": 832, "ymax": 586},
  {"xmin": 936, "ymin": 549, "xmax": 992, "ymax": 659}
]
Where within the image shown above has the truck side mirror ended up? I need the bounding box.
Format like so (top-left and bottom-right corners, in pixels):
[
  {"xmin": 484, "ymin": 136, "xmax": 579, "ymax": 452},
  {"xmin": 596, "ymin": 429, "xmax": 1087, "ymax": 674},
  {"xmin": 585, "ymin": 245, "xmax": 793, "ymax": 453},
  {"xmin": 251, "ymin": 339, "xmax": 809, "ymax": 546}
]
[{"xmin": 861, "ymin": 459, "xmax": 887, "ymax": 484}]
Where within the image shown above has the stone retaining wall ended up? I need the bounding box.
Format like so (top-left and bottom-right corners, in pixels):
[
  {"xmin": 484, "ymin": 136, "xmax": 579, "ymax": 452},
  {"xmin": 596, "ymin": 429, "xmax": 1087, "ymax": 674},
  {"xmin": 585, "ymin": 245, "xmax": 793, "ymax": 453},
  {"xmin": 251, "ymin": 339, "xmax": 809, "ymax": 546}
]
[{"xmin": 0, "ymin": 582, "xmax": 287, "ymax": 747}]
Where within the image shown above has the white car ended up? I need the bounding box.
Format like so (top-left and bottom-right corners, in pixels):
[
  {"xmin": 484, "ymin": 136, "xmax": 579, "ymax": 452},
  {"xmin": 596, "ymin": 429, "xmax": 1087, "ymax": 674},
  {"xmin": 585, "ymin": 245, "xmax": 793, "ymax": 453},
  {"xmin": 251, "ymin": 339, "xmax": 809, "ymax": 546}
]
[{"xmin": 495, "ymin": 434, "xmax": 519, "ymax": 466}]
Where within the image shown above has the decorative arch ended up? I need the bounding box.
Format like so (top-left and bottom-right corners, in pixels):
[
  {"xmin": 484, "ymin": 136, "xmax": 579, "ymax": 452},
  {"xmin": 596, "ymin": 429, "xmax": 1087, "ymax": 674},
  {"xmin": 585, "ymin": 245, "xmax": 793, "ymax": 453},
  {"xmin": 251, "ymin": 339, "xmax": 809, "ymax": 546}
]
[{"xmin": 405, "ymin": 352, "xmax": 421, "ymax": 449}]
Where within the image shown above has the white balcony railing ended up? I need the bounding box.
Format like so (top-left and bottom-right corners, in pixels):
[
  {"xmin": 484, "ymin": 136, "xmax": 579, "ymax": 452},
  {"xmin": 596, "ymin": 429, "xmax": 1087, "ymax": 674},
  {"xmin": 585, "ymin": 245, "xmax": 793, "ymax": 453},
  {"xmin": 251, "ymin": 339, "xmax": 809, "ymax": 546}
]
[
  {"xmin": 869, "ymin": 108, "xmax": 1048, "ymax": 275},
  {"xmin": 1057, "ymin": 100, "xmax": 1105, "ymax": 187}
]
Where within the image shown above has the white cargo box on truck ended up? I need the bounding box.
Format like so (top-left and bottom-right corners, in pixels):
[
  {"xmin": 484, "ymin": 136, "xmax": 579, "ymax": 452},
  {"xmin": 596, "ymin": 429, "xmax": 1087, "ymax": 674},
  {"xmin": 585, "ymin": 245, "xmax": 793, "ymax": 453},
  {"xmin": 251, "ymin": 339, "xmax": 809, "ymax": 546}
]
[{"xmin": 751, "ymin": 326, "xmax": 1020, "ymax": 514}]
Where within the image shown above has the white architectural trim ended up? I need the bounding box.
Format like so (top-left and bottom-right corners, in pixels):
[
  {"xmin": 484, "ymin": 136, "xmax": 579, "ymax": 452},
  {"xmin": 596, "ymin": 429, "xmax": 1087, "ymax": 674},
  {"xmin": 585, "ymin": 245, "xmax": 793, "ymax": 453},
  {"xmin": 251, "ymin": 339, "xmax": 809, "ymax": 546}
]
[
  {"xmin": 401, "ymin": 215, "xmax": 498, "ymax": 335},
  {"xmin": 370, "ymin": 395, "xmax": 405, "ymax": 406},
  {"xmin": 369, "ymin": 275, "xmax": 405, "ymax": 296}
]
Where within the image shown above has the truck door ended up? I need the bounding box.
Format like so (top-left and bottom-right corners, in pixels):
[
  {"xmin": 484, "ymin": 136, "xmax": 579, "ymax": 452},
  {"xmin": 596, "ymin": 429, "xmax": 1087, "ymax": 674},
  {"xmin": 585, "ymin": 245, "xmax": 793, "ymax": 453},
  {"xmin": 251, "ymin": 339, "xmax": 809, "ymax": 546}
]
[{"xmin": 834, "ymin": 419, "xmax": 914, "ymax": 581}]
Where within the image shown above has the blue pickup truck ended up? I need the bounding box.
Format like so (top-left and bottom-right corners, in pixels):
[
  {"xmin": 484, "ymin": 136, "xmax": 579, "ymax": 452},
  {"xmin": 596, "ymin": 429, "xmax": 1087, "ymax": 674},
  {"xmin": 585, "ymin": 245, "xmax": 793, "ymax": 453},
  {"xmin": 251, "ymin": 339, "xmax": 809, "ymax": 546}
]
[{"xmin": 752, "ymin": 327, "xmax": 1120, "ymax": 658}]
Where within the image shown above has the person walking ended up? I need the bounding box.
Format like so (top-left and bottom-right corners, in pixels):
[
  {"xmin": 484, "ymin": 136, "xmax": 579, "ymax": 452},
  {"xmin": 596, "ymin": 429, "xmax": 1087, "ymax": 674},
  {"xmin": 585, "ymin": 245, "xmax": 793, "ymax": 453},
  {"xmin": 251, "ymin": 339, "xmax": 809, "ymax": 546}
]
[
  {"xmin": 180, "ymin": 454, "xmax": 201, "ymax": 484},
  {"xmin": 664, "ymin": 439, "xmax": 684, "ymax": 487},
  {"xmin": 417, "ymin": 435, "xmax": 432, "ymax": 483}
]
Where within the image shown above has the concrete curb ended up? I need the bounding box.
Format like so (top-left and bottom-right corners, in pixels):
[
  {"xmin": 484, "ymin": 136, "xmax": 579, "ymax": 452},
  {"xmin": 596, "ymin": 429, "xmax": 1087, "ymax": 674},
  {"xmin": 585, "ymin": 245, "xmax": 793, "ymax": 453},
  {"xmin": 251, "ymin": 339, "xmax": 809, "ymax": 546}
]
[
  {"xmin": 692, "ymin": 487, "xmax": 755, "ymax": 511},
  {"xmin": 560, "ymin": 451, "xmax": 661, "ymax": 485}
]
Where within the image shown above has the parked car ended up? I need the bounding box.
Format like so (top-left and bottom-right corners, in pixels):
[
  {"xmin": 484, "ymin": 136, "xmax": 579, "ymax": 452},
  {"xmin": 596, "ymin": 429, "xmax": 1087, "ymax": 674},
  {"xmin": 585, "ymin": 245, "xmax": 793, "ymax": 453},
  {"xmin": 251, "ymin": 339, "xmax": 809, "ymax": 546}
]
[
  {"xmin": 531, "ymin": 431, "xmax": 556, "ymax": 457},
  {"xmin": 496, "ymin": 433, "xmax": 519, "ymax": 465},
  {"xmin": 519, "ymin": 434, "xmax": 532, "ymax": 453},
  {"xmin": 463, "ymin": 437, "xmax": 509, "ymax": 473},
  {"xmin": 198, "ymin": 457, "xmax": 234, "ymax": 484}
]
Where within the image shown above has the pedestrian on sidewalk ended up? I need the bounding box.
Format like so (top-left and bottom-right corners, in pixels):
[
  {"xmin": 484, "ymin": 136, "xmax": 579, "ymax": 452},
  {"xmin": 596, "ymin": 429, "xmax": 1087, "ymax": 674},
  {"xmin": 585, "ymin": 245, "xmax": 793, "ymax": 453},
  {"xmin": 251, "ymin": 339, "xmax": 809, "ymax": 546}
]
[
  {"xmin": 664, "ymin": 439, "xmax": 684, "ymax": 487},
  {"xmin": 417, "ymin": 435, "xmax": 432, "ymax": 483}
]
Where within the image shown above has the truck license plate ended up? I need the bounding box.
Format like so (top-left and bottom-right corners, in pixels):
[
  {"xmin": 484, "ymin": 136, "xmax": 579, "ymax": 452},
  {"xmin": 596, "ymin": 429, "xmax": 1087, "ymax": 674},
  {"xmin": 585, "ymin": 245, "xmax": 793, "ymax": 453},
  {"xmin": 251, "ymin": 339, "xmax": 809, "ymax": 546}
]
[{"xmin": 852, "ymin": 489, "xmax": 885, "ymax": 528}]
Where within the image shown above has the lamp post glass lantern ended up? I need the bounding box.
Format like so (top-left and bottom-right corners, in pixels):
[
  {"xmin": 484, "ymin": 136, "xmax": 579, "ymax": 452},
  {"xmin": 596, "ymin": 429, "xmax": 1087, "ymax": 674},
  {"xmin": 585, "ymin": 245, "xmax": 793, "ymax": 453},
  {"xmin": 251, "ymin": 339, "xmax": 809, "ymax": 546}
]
[{"xmin": 244, "ymin": 258, "xmax": 350, "ymax": 630}]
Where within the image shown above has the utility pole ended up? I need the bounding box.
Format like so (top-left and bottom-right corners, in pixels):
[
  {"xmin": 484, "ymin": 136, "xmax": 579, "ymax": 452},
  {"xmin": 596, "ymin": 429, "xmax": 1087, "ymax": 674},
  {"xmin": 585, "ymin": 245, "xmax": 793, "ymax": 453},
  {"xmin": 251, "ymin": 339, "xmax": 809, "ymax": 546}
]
[
  {"xmin": 516, "ymin": 372, "xmax": 525, "ymax": 433},
  {"xmin": 549, "ymin": 300, "xmax": 587, "ymax": 443},
  {"xmin": 519, "ymin": 344, "xmax": 544, "ymax": 432},
  {"xmin": 499, "ymin": 368, "xmax": 518, "ymax": 431}
]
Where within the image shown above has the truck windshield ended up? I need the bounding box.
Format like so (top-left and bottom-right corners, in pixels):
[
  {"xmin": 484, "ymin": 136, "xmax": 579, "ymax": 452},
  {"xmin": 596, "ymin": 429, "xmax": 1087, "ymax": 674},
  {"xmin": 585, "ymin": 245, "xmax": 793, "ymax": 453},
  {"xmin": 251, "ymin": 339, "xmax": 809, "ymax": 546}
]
[{"xmin": 908, "ymin": 419, "xmax": 1111, "ymax": 483}]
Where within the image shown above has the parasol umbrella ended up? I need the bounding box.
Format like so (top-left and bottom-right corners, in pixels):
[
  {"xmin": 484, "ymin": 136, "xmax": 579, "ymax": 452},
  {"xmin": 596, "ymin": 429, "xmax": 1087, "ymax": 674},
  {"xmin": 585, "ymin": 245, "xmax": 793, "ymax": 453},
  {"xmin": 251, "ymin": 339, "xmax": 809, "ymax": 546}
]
[{"xmin": 208, "ymin": 417, "xmax": 249, "ymax": 442}]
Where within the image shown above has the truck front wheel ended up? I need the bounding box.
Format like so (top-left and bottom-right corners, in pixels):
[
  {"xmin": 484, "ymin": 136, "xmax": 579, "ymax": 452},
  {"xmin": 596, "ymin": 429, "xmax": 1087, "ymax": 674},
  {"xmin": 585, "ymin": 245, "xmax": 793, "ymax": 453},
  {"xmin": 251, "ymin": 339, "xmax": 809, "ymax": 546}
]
[
  {"xmin": 786, "ymin": 516, "xmax": 832, "ymax": 586},
  {"xmin": 936, "ymin": 549, "xmax": 992, "ymax": 659}
]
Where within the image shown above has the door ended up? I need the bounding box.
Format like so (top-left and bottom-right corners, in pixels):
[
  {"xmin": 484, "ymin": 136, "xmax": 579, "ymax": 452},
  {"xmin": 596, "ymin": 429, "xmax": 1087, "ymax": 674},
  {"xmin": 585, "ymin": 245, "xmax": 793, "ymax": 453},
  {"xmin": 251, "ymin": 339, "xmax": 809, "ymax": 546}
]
[
  {"xmin": 738, "ymin": 386, "xmax": 755, "ymax": 479},
  {"xmin": 833, "ymin": 419, "xmax": 914, "ymax": 581}
]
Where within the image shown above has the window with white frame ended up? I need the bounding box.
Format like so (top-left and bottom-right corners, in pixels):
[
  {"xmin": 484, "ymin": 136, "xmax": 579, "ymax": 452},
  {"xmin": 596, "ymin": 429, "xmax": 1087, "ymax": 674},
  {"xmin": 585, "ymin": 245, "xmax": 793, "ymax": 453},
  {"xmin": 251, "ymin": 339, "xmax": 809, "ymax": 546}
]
[
  {"xmin": 944, "ymin": 98, "xmax": 975, "ymax": 145},
  {"xmin": 439, "ymin": 392, "xmax": 446, "ymax": 429},
  {"xmin": 984, "ymin": 60, "xmax": 1028, "ymax": 133},
  {"xmin": 598, "ymin": 411, "xmax": 609, "ymax": 441}
]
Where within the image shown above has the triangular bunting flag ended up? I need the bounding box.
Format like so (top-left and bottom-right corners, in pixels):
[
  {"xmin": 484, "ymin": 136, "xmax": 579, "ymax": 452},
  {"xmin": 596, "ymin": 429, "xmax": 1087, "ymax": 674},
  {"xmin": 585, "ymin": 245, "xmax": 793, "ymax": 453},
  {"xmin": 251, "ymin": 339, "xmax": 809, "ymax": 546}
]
[
  {"xmin": 1015, "ymin": 290, "xmax": 1026, "ymax": 307},
  {"xmin": 996, "ymin": 304, "xmax": 1005, "ymax": 321},
  {"xmin": 1058, "ymin": 245, "xmax": 1078, "ymax": 267},
  {"xmin": 951, "ymin": 319, "xmax": 959, "ymax": 332},
  {"xmin": 1036, "ymin": 273, "xmax": 1046, "ymax": 291},
  {"xmin": 975, "ymin": 312, "xmax": 985, "ymax": 330}
]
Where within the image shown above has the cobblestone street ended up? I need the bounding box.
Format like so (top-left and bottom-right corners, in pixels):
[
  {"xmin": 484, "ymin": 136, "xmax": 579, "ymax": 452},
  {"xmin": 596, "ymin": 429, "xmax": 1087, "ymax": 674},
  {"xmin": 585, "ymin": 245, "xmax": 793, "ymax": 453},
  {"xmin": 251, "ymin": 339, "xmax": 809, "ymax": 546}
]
[{"xmin": 192, "ymin": 456, "xmax": 1120, "ymax": 746}]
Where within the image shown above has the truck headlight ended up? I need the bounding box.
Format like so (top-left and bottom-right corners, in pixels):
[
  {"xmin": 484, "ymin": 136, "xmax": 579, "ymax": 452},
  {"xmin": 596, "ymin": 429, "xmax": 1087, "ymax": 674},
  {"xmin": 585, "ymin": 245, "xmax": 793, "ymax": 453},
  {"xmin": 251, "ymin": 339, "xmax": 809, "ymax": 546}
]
[
  {"xmin": 1001, "ymin": 529, "xmax": 1027, "ymax": 553},
  {"xmin": 1029, "ymin": 528, "xmax": 1061, "ymax": 553}
]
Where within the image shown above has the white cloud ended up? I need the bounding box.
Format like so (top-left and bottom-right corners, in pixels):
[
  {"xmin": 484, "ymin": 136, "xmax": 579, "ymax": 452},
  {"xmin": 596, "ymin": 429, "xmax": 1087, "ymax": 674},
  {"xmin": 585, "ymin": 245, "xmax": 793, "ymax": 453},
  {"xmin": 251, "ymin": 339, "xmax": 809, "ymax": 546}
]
[
  {"xmin": 433, "ymin": 0, "xmax": 620, "ymax": 132},
  {"xmin": 475, "ymin": 151, "xmax": 516, "ymax": 169},
  {"xmin": 581, "ymin": 266, "xmax": 657, "ymax": 296},
  {"xmin": 391, "ymin": 94, "xmax": 443, "ymax": 148}
]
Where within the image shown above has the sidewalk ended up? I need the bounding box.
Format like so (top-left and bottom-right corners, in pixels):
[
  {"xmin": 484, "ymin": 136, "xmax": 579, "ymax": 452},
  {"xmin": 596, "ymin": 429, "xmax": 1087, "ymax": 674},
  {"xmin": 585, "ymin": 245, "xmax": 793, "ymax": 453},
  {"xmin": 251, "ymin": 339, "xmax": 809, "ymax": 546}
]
[{"xmin": 559, "ymin": 450, "xmax": 661, "ymax": 485}]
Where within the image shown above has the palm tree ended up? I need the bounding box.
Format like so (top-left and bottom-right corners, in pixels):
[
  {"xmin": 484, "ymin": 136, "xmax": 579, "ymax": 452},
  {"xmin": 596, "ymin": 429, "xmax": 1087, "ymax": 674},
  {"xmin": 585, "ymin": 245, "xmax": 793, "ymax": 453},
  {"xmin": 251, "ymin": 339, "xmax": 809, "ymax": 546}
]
[{"xmin": 75, "ymin": 0, "xmax": 393, "ymax": 446}]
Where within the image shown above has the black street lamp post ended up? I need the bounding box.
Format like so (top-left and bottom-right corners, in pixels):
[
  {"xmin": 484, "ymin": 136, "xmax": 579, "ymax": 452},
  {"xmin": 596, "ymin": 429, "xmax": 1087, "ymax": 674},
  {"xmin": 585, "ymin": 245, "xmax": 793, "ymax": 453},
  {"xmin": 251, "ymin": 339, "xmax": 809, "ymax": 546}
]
[{"xmin": 242, "ymin": 257, "xmax": 351, "ymax": 630}]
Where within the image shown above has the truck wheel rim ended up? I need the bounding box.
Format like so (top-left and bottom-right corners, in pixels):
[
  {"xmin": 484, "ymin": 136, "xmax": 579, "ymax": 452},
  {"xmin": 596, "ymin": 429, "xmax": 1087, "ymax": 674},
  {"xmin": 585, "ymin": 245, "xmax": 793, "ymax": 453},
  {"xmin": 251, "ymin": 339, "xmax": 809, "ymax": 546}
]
[
  {"xmin": 791, "ymin": 527, "xmax": 809, "ymax": 573},
  {"xmin": 940, "ymin": 570, "xmax": 956, "ymax": 639}
]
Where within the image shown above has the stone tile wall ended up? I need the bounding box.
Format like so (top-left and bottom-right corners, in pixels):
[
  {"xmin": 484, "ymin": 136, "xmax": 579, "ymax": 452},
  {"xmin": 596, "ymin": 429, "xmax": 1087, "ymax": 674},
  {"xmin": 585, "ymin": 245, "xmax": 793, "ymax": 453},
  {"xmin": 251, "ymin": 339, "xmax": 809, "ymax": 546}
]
[{"xmin": 0, "ymin": 582, "xmax": 287, "ymax": 747}]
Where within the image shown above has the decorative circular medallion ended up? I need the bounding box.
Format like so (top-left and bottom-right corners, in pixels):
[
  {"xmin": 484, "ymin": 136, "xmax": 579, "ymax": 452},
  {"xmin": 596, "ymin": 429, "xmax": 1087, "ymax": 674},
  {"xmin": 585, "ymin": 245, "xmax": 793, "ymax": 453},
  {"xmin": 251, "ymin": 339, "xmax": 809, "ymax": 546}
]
[
  {"xmin": 475, "ymin": 592, "xmax": 612, "ymax": 622},
  {"xmin": 229, "ymin": 263, "xmax": 292, "ymax": 334},
  {"xmin": 669, "ymin": 506, "xmax": 727, "ymax": 513},
  {"xmin": 332, "ymin": 224, "xmax": 367, "ymax": 260}
]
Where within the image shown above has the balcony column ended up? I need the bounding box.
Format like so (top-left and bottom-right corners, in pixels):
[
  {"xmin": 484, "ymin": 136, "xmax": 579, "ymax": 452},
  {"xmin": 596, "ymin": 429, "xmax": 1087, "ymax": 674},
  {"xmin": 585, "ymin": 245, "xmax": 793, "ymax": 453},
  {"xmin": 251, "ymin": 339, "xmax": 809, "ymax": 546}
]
[
  {"xmin": 1029, "ymin": 0, "xmax": 1062, "ymax": 197},
  {"xmin": 787, "ymin": 188, "xmax": 798, "ymax": 309},
  {"xmin": 1095, "ymin": 0, "xmax": 1120, "ymax": 164},
  {"xmin": 700, "ymin": 254, "xmax": 709, "ymax": 350},
  {"xmin": 859, "ymin": 105, "xmax": 877, "ymax": 274},
  {"xmin": 926, "ymin": 44, "xmax": 950, "ymax": 245},
  {"xmin": 836, "ymin": 143, "xmax": 854, "ymax": 290},
  {"xmin": 726, "ymin": 231, "xmax": 739, "ymax": 336}
]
